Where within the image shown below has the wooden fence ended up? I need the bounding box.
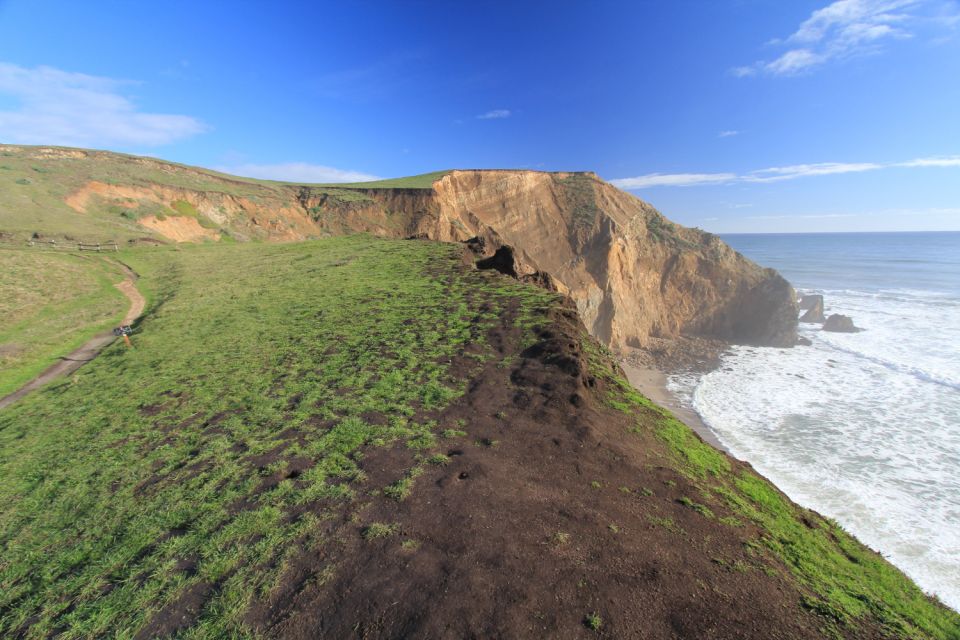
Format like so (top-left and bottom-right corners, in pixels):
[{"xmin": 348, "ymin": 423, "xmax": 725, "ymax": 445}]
[{"xmin": 16, "ymin": 238, "xmax": 120, "ymax": 252}]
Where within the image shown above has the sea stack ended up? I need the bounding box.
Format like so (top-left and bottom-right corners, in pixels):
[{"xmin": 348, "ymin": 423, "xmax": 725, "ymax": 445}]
[
  {"xmin": 823, "ymin": 314, "xmax": 861, "ymax": 333},
  {"xmin": 799, "ymin": 294, "xmax": 825, "ymax": 323}
]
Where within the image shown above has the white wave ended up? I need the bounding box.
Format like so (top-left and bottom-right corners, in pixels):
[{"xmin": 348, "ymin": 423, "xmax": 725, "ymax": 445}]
[
  {"xmin": 798, "ymin": 287, "xmax": 960, "ymax": 389},
  {"xmin": 670, "ymin": 288, "xmax": 960, "ymax": 612}
]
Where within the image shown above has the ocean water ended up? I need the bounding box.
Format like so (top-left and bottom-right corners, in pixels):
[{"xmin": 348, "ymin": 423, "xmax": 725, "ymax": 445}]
[{"xmin": 668, "ymin": 232, "xmax": 960, "ymax": 611}]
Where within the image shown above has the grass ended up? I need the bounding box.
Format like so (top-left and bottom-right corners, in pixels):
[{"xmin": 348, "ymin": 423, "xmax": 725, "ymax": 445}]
[
  {"xmin": 0, "ymin": 235, "xmax": 559, "ymax": 638},
  {"xmin": 0, "ymin": 249, "xmax": 127, "ymax": 396},
  {"xmin": 169, "ymin": 200, "xmax": 220, "ymax": 230},
  {"xmin": 0, "ymin": 144, "xmax": 449, "ymax": 244},
  {"xmin": 316, "ymin": 170, "xmax": 451, "ymax": 190},
  {"xmin": 558, "ymin": 173, "xmax": 601, "ymax": 230},
  {"xmin": 0, "ymin": 145, "xmax": 283, "ymax": 242},
  {"xmin": 678, "ymin": 496, "xmax": 715, "ymax": 519},
  {"xmin": 584, "ymin": 612, "xmax": 603, "ymax": 631},
  {"xmin": 361, "ymin": 523, "xmax": 398, "ymax": 540},
  {"xmin": 550, "ymin": 532, "xmax": 571, "ymax": 546}
]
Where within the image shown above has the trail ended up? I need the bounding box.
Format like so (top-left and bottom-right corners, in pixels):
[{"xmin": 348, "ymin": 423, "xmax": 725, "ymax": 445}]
[{"xmin": 0, "ymin": 258, "xmax": 145, "ymax": 410}]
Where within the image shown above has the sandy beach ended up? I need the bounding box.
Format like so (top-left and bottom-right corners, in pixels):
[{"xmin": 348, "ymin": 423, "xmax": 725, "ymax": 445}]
[{"xmin": 620, "ymin": 361, "xmax": 726, "ymax": 451}]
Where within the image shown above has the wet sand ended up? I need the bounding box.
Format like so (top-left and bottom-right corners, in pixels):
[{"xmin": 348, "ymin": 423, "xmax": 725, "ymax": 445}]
[{"xmin": 620, "ymin": 361, "xmax": 727, "ymax": 452}]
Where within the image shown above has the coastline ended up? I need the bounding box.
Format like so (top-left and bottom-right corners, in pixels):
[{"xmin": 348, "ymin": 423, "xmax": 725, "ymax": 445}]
[{"xmin": 620, "ymin": 360, "xmax": 727, "ymax": 452}]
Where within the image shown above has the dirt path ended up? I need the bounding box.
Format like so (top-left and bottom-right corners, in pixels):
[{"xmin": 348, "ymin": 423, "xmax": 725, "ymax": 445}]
[{"xmin": 0, "ymin": 259, "xmax": 145, "ymax": 411}]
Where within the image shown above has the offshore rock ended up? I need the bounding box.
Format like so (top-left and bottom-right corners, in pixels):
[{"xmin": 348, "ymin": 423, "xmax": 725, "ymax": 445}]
[
  {"xmin": 823, "ymin": 314, "xmax": 860, "ymax": 333},
  {"xmin": 799, "ymin": 294, "xmax": 826, "ymax": 323}
]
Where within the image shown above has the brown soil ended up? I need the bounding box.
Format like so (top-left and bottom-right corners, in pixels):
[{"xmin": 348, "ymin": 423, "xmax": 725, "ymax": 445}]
[
  {"xmin": 0, "ymin": 258, "xmax": 145, "ymax": 410},
  {"xmin": 138, "ymin": 215, "xmax": 220, "ymax": 243},
  {"xmin": 164, "ymin": 298, "xmax": 837, "ymax": 640}
]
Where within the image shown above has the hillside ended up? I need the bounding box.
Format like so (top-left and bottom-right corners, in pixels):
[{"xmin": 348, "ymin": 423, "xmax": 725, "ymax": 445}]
[
  {"xmin": 1, "ymin": 237, "xmax": 957, "ymax": 639},
  {"xmin": 0, "ymin": 144, "xmax": 796, "ymax": 352}
]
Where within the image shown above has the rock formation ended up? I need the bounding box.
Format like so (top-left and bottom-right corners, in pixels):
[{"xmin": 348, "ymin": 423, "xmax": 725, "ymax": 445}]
[
  {"xmin": 799, "ymin": 294, "xmax": 825, "ymax": 323},
  {"xmin": 823, "ymin": 314, "xmax": 860, "ymax": 333},
  {"xmin": 428, "ymin": 171, "xmax": 799, "ymax": 349}
]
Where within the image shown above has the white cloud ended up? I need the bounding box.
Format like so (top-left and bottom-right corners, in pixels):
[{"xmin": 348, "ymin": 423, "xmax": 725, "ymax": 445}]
[
  {"xmin": 734, "ymin": 0, "xmax": 956, "ymax": 76},
  {"xmin": 477, "ymin": 109, "xmax": 511, "ymax": 120},
  {"xmin": 610, "ymin": 172, "xmax": 738, "ymax": 189},
  {"xmin": 746, "ymin": 212, "xmax": 859, "ymax": 220},
  {"xmin": 764, "ymin": 48, "xmax": 826, "ymax": 75},
  {"xmin": 0, "ymin": 62, "xmax": 206, "ymax": 147},
  {"xmin": 215, "ymin": 162, "xmax": 381, "ymax": 184},
  {"xmin": 745, "ymin": 161, "xmax": 883, "ymax": 182},
  {"xmin": 898, "ymin": 155, "xmax": 960, "ymax": 167},
  {"xmin": 613, "ymin": 154, "xmax": 958, "ymax": 189},
  {"xmin": 718, "ymin": 130, "xmax": 741, "ymax": 137}
]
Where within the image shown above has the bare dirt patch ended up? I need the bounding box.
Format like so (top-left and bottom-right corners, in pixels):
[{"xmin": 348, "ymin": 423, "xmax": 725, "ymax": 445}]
[
  {"xmin": 240, "ymin": 301, "xmax": 831, "ymax": 640},
  {"xmin": 139, "ymin": 215, "xmax": 220, "ymax": 243}
]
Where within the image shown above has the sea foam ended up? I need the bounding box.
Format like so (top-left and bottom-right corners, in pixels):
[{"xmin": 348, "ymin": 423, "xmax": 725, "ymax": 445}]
[{"xmin": 670, "ymin": 285, "xmax": 960, "ymax": 611}]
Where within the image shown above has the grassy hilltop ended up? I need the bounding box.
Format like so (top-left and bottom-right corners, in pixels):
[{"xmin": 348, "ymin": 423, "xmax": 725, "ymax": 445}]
[
  {"xmin": 0, "ymin": 235, "xmax": 957, "ymax": 638},
  {"xmin": 0, "ymin": 144, "xmax": 448, "ymax": 243}
]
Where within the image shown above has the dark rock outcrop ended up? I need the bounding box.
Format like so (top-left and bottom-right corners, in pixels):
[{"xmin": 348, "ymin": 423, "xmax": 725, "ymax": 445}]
[
  {"xmin": 823, "ymin": 314, "xmax": 860, "ymax": 333},
  {"xmin": 731, "ymin": 272, "xmax": 799, "ymax": 347}
]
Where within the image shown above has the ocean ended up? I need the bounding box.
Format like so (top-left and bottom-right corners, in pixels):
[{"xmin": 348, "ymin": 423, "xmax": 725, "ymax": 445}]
[{"xmin": 668, "ymin": 231, "xmax": 960, "ymax": 611}]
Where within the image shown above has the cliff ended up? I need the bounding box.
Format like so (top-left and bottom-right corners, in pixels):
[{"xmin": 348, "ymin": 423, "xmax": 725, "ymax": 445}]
[{"xmin": 1, "ymin": 145, "xmax": 798, "ymax": 349}]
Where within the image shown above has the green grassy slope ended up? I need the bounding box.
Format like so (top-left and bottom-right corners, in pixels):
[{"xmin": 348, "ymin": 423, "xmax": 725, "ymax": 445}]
[
  {"xmin": 0, "ymin": 249, "xmax": 127, "ymax": 396},
  {"xmin": 0, "ymin": 146, "xmax": 284, "ymax": 241},
  {"xmin": 0, "ymin": 145, "xmax": 450, "ymax": 244},
  {"xmin": 312, "ymin": 170, "xmax": 451, "ymax": 190},
  {"xmin": 0, "ymin": 236, "xmax": 557, "ymax": 638}
]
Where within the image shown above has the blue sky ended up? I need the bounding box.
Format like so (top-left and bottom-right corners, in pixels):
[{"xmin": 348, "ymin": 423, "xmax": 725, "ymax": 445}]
[{"xmin": 1, "ymin": 0, "xmax": 958, "ymax": 232}]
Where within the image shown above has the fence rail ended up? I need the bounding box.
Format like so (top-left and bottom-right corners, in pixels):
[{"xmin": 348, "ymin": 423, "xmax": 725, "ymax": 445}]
[{"xmin": 1, "ymin": 238, "xmax": 120, "ymax": 252}]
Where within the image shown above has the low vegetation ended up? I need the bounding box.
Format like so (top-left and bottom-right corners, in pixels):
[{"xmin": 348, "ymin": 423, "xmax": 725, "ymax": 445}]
[
  {"xmin": 0, "ymin": 249, "xmax": 127, "ymax": 396},
  {"xmin": 319, "ymin": 170, "xmax": 451, "ymax": 190},
  {"xmin": 0, "ymin": 236, "xmax": 557, "ymax": 637}
]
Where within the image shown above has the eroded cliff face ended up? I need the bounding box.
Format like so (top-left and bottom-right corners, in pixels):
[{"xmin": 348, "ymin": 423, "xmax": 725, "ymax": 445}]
[
  {"xmin": 61, "ymin": 168, "xmax": 797, "ymax": 348},
  {"xmin": 430, "ymin": 171, "xmax": 798, "ymax": 349}
]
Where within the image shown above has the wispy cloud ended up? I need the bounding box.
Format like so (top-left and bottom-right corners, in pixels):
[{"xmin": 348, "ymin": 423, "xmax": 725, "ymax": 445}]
[
  {"xmin": 477, "ymin": 109, "xmax": 511, "ymax": 120},
  {"xmin": 0, "ymin": 62, "xmax": 206, "ymax": 147},
  {"xmin": 611, "ymin": 155, "xmax": 960, "ymax": 189},
  {"xmin": 611, "ymin": 172, "xmax": 738, "ymax": 189},
  {"xmin": 215, "ymin": 162, "xmax": 381, "ymax": 184},
  {"xmin": 744, "ymin": 161, "xmax": 883, "ymax": 182},
  {"xmin": 745, "ymin": 212, "xmax": 860, "ymax": 220},
  {"xmin": 734, "ymin": 0, "xmax": 958, "ymax": 76},
  {"xmin": 718, "ymin": 130, "xmax": 741, "ymax": 138},
  {"xmin": 898, "ymin": 155, "xmax": 960, "ymax": 167}
]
